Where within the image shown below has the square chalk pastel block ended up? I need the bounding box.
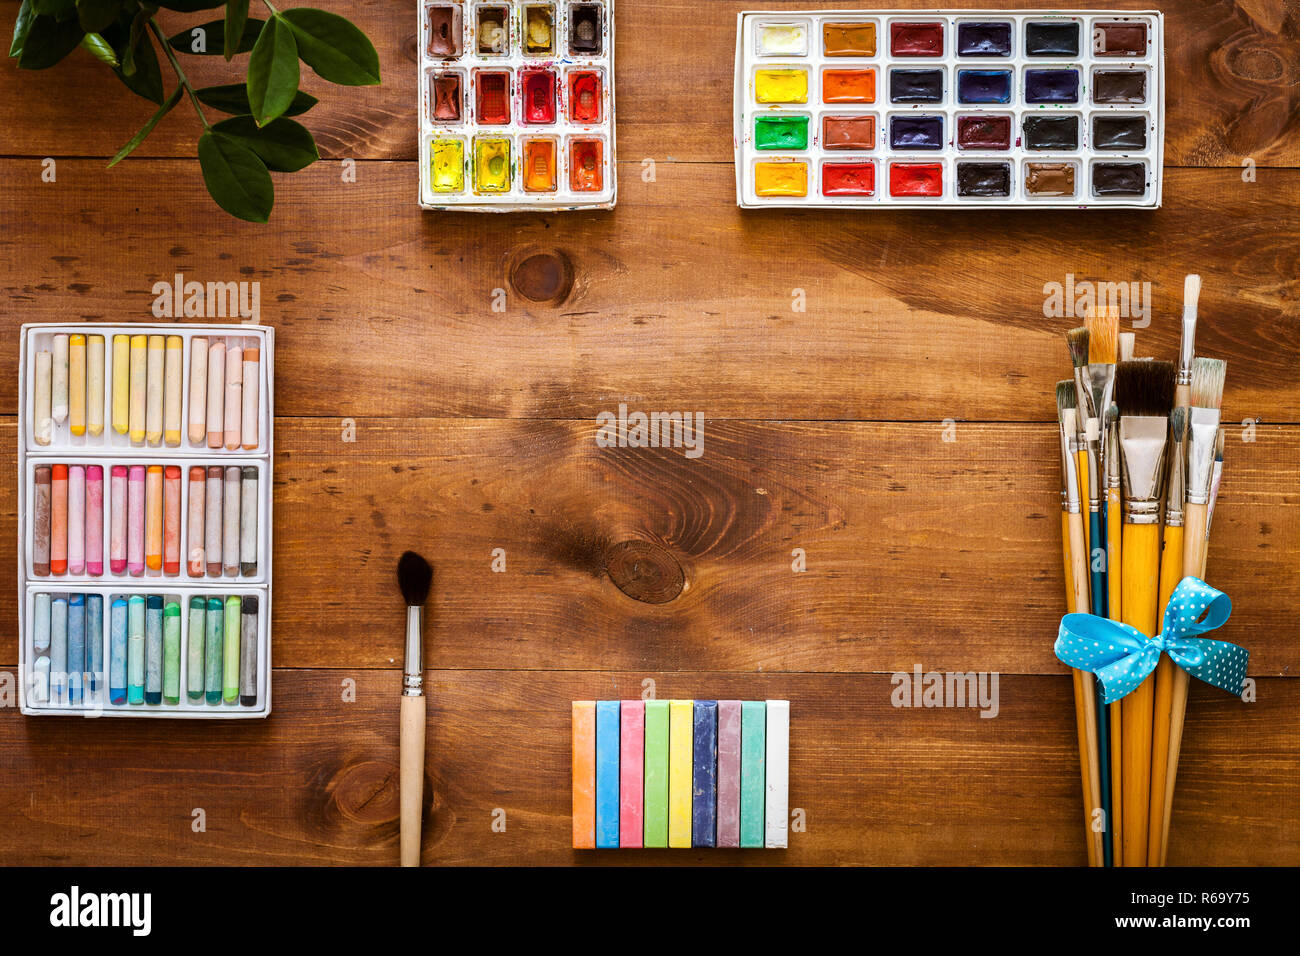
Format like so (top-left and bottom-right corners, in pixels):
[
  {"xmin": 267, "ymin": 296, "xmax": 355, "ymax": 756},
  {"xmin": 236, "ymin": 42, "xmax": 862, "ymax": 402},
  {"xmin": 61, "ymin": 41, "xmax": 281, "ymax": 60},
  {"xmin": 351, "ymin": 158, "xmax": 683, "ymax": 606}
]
[
  {"xmin": 692, "ymin": 701, "xmax": 718, "ymax": 847},
  {"xmin": 572, "ymin": 701, "xmax": 596, "ymax": 849},
  {"xmin": 764, "ymin": 700, "xmax": 790, "ymax": 849},
  {"xmin": 619, "ymin": 701, "xmax": 645, "ymax": 848},
  {"xmin": 595, "ymin": 700, "xmax": 620, "ymax": 848}
]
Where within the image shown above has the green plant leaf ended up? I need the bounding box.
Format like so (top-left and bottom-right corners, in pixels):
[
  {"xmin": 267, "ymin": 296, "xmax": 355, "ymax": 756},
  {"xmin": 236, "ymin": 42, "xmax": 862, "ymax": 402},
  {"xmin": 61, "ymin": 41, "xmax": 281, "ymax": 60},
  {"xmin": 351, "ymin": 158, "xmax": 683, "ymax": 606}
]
[
  {"xmin": 223, "ymin": 0, "xmax": 248, "ymax": 59},
  {"xmin": 195, "ymin": 82, "xmax": 317, "ymax": 116},
  {"xmin": 155, "ymin": 1, "xmax": 225, "ymax": 11},
  {"xmin": 280, "ymin": 8, "xmax": 379, "ymax": 86},
  {"xmin": 114, "ymin": 26, "xmax": 163, "ymax": 102},
  {"xmin": 108, "ymin": 82, "xmax": 183, "ymax": 166},
  {"xmin": 11, "ymin": 1, "xmax": 36, "ymax": 58},
  {"xmin": 212, "ymin": 115, "xmax": 318, "ymax": 171},
  {"xmin": 17, "ymin": 14, "xmax": 84, "ymax": 68},
  {"xmin": 167, "ymin": 16, "xmax": 263, "ymax": 55},
  {"xmin": 75, "ymin": 0, "xmax": 121, "ymax": 33},
  {"xmin": 79, "ymin": 30, "xmax": 118, "ymax": 65},
  {"xmin": 247, "ymin": 15, "xmax": 298, "ymax": 125},
  {"xmin": 33, "ymin": 0, "xmax": 77, "ymax": 19},
  {"xmin": 198, "ymin": 130, "xmax": 274, "ymax": 223}
]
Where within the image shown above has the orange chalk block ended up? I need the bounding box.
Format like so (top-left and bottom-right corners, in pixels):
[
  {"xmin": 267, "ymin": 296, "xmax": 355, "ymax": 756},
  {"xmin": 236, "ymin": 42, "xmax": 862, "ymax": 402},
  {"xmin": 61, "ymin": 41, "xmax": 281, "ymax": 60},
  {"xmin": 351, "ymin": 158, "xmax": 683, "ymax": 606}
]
[
  {"xmin": 572, "ymin": 701, "xmax": 596, "ymax": 848},
  {"xmin": 145, "ymin": 464, "xmax": 163, "ymax": 571}
]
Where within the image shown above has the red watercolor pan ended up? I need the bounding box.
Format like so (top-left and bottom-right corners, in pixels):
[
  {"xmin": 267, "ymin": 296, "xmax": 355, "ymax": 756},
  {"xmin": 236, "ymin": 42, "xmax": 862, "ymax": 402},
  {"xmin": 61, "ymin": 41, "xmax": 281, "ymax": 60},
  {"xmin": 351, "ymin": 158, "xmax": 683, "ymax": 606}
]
[
  {"xmin": 568, "ymin": 71, "xmax": 602, "ymax": 124},
  {"xmin": 822, "ymin": 162, "xmax": 876, "ymax": 197},
  {"xmin": 889, "ymin": 162, "xmax": 943, "ymax": 197},
  {"xmin": 521, "ymin": 70, "xmax": 557, "ymax": 124},
  {"xmin": 475, "ymin": 71, "xmax": 510, "ymax": 125},
  {"xmin": 890, "ymin": 21, "xmax": 944, "ymax": 56}
]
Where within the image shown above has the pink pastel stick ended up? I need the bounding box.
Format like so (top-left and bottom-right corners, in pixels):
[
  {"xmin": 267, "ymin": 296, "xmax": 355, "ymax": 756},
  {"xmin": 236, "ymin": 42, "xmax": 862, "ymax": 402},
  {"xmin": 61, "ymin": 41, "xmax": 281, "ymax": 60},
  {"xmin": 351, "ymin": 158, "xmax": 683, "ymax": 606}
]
[
  {"xmin": 619, "ymin": 700, "xmax": 645, "ymax": 848},
  {"xmin": 67, "ymin": 465, "xmax": 85, "ymax": 574},
  {"xmin": 85, "ymin": 465, "xmax": 103, "ymax": 575},
  {"xmin": 127, "ymin": 464, "xmax": 145, "ymax": 575},
  {"xmin": 110, "ymin": 465, "xmax": 127, "ymax": 574},
  {"xmin": 716, "ymin": 700, "xmax": 743, "ymax": 848}
]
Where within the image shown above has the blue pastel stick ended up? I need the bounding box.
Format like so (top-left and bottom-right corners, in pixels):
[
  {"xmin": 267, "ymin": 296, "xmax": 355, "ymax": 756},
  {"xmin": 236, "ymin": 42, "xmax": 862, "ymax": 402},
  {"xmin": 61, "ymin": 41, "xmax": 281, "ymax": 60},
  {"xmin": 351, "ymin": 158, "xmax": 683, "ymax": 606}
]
[
  {"xmin": 145, "ymin": 595, "xmax": 163, "ymax": 705},
  {"xmin": 127, "ymin": 595, "xmax": 145, "ymax": 705},
  {"xmin": 32, "ymin": 593, "xmax": 52, "ymax": 705},
  {"xmin": 595, "ymin": 700, "xmax": 620, "ymax": 848},
  {"xmin": 692, "ymin": 700, "xmax": 719, "ymax": 847},
  {"xmin": 86, "ymin": 594, "xmax": 103, "ymax": 693},
  {"xmin": 109, "ymin": 598, "xmax": 127, "ymax": 704},
  {"xmin": 67, "ymin": 594, "xmax": 85, "ymax": 704},
  {"xmin": 50, "ymin": 596, "xmax": 67, "ymax": 704}
]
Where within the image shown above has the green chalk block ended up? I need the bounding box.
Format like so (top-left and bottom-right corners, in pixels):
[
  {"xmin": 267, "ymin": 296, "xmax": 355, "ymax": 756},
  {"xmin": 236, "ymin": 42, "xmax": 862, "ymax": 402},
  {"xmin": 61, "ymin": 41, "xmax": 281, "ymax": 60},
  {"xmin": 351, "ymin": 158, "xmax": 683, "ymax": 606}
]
[
  {"xmin": 643, "ymin": 700, "xmax": 670, "ymax": 848},
  {"xmin": 740, "ymin": 701, "xmax": 766, "ymax": 848}
]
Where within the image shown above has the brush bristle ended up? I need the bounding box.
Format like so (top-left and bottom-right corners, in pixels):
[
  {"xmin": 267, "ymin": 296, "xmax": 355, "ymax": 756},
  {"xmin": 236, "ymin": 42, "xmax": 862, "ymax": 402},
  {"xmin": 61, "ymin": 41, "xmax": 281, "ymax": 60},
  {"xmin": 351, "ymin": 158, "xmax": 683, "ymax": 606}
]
[
  {"xmin": 1184, "ymin": 273, "xmax": 1202, "ymax": 312},
  {"xmin": 1115, "ymin": 360, "xmax": 1175, "ymax": 418},
  {"xmin": 1215, "ymin": 428, "xmax": 1225, "ymax": 458},
  {"xmin": 398, "ymin": 550, "xmax": 432, "ymax": 606},
  {"xmin": 1118, "ymin": 332, "xmax": 1135, "ymax": 361},
  {"xmin": 1169, "ymin": 406, "xmax": 1186, "ymax": 440},
  {"xmin": 1056, "ymin": 380, "xmax": 1076, "ymax": 417},
  {"xmin": 1190, "ymin": 357, "xmax": 1226, "ymax": 410},
  {"xmin": 1066, "ymin": 327, "xmax": 1089, "ymax": 368},
  {"xmin": 1086, "ymin": 308, "xmax": 1118, "ymax": 364},
  {"xmin": 1105, "ymin": 403, "xmax": 1119, "ymax": 426}
]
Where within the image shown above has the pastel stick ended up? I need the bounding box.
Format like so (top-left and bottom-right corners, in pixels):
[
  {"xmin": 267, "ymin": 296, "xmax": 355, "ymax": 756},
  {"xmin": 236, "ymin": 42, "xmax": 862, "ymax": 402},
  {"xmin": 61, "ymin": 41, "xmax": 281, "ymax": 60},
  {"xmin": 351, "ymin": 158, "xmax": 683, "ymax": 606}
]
[
  {"xmin": 716, "ymin": 700, "xmax": 742, "ymax": 848},
  {"xmin": 618, "ymin": 700, "xmax": 645, "ymax": 848},
  {"xmin": 239, "ymin": 595, "xmax": 259, "ymax": 706},
  {"xmin": 668, "ymin": 700, "xmax": 693, "ymax": 848},
  {"xmin": 764, "ymin": 700, "xmax": 790, "ymax": 849},
  {"xmin": 67, "ymin": 593, "xmax": 84, "ymax": 704},
  {"xmin": 32, "ymin": 466, "xmax": 50, "ymax": 576},
  {"xmin": 571, "ymin": 701, "xmax": 596, "ymax": 848},
  {"xmin": 205, "ymin": 597, "xmax": 223, "ymax": 704},
  {"xmin": 186, "ymin": 597, "xmax": 205, "ymax": 701},
  {"xmin": 32, "ymin": 593, "xmax": 51, "ymax": 704},
  {"xmin": 86, "ymin": 594, "xmax": 103, "ymax": 693},
  {"xmin": 223, "ymin": 595, "xmax": 240, "ymax": 703},
  {"xmin": 595, "ymin": 700, "xmax": 620, "ymax": 847},
  {"xmin": 740, "ymin": 701, "xmax": 766, "ymax": 848},
  {"xmin": 692, "ymin": 700, "xmax": 718, "ymax": 847},
  {"xmin": 643, "ymin": 700, "xmax": 669, "ymax": 847},
  {"xmin": 163, "ymin": 600, "xmax": 181, "ymax": 704},
  {"xmin": 127, "ymin": 595, "xmax": 145, "ymax": 704},
  {"xmin": 239, "ymin": 466, "xmax": 258, "ymax": 575},
  {"xmin": 50, "ymin": 596, "xmax": 67, "ymax": 703},
  {"xmin": 109, "ymin": 597, "xmax": 127, "ymax": 704},
  {"xmin": 144, "ymin": 594, "xmax": 162, "ymax": 704}
]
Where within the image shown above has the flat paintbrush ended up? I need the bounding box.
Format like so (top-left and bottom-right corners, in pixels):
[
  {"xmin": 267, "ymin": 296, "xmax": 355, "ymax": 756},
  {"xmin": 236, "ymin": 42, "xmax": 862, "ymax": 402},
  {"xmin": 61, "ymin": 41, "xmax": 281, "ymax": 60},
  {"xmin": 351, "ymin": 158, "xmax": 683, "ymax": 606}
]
[
  {"xmin": 1115, "ymin": 359, "xmax": 1174, "ymax": 866},
  {"xmin": 398, "ymin": 550, "xmax": 433, "ymax": 867},
  {"xmin": 1175, "ymin": 274, "xmax": 1201, "ymax": 409}
]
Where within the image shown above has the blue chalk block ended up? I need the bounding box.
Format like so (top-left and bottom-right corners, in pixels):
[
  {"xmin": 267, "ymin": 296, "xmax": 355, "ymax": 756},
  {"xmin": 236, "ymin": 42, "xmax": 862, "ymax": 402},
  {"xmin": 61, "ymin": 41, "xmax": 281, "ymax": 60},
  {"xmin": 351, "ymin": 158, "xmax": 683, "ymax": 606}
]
[
  {"xmin": 86, "ymin": 595, "xmax": 103, "ymax": 693},
  {"xmin": 595, "ymin": 700, "xmax": 620, "ymax": 848},
  {"xmin": 67, "ymin": 594, "xmax": 84, "ymax": 704},
  {"xmin": 692, "ymin": 700, "xmax": 718, "ymax": 847},
  {"xmin": 109, "ymin": 598, "xmax": 127, "ymax": 705}
]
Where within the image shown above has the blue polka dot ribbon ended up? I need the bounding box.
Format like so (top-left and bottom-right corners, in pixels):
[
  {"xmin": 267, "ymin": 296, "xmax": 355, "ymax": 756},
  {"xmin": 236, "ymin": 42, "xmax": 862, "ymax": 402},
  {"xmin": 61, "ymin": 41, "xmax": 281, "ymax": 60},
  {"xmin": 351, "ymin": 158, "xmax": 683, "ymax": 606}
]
[{"xmin": 1055, "ymin": 576, "xmax": 1249, "ymax": 706}]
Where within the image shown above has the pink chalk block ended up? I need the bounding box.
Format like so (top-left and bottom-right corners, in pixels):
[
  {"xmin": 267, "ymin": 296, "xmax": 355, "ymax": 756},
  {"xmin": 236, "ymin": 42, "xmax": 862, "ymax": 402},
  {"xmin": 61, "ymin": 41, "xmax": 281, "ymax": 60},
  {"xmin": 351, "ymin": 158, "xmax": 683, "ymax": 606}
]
[
  {"xmin": 619, "ymin": 700, "xmax": 645, "ymax": 848},
  {"xmin": 716, "ymin": 700, "xmax": 742, "ymax": 848},
  {"xmin": 85, "ymin": 465, "xmax": 103, "ymax": 575}
]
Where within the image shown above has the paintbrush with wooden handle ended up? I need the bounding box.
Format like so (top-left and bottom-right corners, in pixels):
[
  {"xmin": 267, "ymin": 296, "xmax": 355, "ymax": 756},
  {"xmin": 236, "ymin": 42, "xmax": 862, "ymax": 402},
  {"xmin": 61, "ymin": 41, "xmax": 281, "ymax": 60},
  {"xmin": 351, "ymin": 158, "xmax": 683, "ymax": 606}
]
[{"xmin": 398, "ymin": 550, "xmax": 432, "ymax": 867}]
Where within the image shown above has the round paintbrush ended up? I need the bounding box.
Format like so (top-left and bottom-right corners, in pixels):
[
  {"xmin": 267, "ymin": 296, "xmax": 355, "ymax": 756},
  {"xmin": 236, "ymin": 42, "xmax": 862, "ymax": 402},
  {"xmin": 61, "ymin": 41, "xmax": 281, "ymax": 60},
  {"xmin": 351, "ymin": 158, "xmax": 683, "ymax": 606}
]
[{"xmin": 398, "ymin": 550, "xmax": 432, "ymax": 867}]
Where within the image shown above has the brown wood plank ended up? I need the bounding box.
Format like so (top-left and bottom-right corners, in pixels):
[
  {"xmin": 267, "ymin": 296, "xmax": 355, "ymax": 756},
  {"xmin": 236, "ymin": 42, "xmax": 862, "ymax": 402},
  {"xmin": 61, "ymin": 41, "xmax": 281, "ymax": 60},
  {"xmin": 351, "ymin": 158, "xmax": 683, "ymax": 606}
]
[
  {"xmin": 1, "ymin": 160, "xmax": 1297, "ymax": 422},
  {"xmin": 0, "ymin": 2, "xmax": 1296, "ymax": 166},
  {"xmin": 4, "ymin": 418, "xmax": 1296, "ymax": 674},
  {"xmin": 0, "ymin": 670, "xmax": 1288, "ymax": 865}
]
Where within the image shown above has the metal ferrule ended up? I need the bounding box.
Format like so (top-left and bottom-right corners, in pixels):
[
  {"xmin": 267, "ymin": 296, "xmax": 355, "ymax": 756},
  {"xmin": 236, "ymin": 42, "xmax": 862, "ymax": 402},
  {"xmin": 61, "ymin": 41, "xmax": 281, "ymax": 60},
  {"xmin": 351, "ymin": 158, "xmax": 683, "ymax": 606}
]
[
  {"xmin": 1059, "ymin": 421, "xmax": 1082, "ymax": 514},
  {"xmin": 403, "ymin": 605, "xmax": 424, "ymax": 696},
  {"xmin": 1085, "ymin": 418, "xmax": 1101, "ymax": 511},
  {"xmin": 1119, "ymin": 416, "xmax": 1168, "ymax": 524},
  {"xmin": 1186, "ymin": 407, "xmax": 1221, "ymax": 504},
  {"xmin": 1072, "ymin": 366, "xmax": 1095, "ymax": 427},
  {"xmin": 1086, "ymin": 364, "xmax": 1116, "ymax": 440},
  {"xmin": 1164, "ymin": 437, "xmax": 1186, "ymax": 527},
  {"xmin": 1206, "ymin": 458, "xmax": 1224, "ymax": 534},
  {"xmin": 1106, "ymin": 424, "xmax": 1121, "ymax": 491},
  {"xmin": 1177, "ymin": 311, "xmax": 1197, "ymax": 386}
]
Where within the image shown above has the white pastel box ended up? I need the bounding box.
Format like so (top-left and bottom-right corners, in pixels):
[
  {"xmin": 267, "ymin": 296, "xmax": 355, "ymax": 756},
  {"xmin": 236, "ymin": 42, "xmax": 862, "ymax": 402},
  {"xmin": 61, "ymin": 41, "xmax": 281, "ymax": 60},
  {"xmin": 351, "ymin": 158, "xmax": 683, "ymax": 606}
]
[
  {"xmin": 17, "ymin": 323, "xmax": 274, "ymax": 719},
  {"xmin": 733, "ymin": 9, "xmax": 1165, "ymax": 209}
]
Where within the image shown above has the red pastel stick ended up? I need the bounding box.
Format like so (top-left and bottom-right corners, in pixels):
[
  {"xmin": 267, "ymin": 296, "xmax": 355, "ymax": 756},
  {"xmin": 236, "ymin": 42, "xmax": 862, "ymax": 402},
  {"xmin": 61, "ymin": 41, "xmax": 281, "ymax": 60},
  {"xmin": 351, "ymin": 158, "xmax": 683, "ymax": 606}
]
[
  {"xmin": 619, "ymin": 700, "xmax": 645, "ymax": 848},
  {"xmin": 110, "ymin": 465, "xmax": 127, "ymax": 574},
  {"xmin": 187, "ymin": 466, "xmax": 206, "ymax": 576},
  {"xmin": 163, "ymin": 465, "xmax": 181, "ymax": 575}
]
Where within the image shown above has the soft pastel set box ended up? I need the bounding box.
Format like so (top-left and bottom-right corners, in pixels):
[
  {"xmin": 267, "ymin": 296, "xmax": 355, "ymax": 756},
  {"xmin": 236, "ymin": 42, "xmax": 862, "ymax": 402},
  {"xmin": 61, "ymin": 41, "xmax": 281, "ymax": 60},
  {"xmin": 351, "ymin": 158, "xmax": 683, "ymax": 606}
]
[
  {"xmin": 17, "ymin": 324, "xmax": 274, "ymax": 718},
  {"xmin": 572, "ymin": 700, "xmax": 790, "ymax": 849},
  {"xmin": 418, "ymin": 0, "xmax": 617, "ymax": 210},
  {"xmin": 733, "ymin": 9, "xmax": 1164, "ymax": 208}
]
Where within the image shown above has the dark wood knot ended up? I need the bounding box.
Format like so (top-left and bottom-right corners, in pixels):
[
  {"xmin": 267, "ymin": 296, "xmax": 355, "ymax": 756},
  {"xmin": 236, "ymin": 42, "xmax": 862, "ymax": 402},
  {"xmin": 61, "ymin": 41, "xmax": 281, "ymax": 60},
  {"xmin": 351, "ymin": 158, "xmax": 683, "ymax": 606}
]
[
  {"xmin": 605, "ymin": 540, "xmax": 685, "ymax": 604},
  {"xmin": 509, "ymin": 249, "xmax": 574, "ymax": 304}
]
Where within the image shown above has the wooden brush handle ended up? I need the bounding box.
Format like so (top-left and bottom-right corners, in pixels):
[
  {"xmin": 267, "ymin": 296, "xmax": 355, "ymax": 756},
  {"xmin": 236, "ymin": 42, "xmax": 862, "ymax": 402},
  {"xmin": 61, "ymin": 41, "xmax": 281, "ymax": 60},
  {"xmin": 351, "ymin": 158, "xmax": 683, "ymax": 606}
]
[
  {"xmin": 1121, "ymin": 521, "xmax": 1160, "ymax": 866},
  {"xmin": 1147, "ymin": 522, "xmax": 1184, "ymax": 866},
  {"xmin": 400, "ymin": 693, "xmax": 426, "ymax": 867},
  {"xmin": 1159, "ymin": 670, "xmax": 1192, "ymax": 865},
  {"xmin": 1183, "ymin": 503, "xmax": 1209, "ymax": 587}
]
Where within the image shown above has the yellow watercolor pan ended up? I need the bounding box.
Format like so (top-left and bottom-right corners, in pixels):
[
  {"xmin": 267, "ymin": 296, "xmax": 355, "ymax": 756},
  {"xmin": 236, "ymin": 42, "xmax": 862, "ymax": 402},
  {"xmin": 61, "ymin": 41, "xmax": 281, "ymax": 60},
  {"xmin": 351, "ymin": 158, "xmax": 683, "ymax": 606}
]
[
  {"xmin": 754, "ymin": 161, "xmax": 808, "ymax": 197},
  {"xmin": 429, "ymin": 138, "xmax": 465, "ymax": 193},
  {"xmin": 473, "ymin": 136, "xmax": 512, "ymax": 193},
  {"xmin": 754, "ymin": 68, "xmax": 808, "ymax": 104}
]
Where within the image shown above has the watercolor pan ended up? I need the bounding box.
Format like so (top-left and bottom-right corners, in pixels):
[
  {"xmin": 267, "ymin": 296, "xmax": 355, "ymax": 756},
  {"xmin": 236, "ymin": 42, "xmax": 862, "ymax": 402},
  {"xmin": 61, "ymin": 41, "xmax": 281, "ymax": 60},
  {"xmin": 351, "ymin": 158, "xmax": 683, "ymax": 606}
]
[
  {"xmin": 734, "ymin": 9, "xmax": 1163, "ymax": 208},
  {"xmin": 419, "ymin": 1, "xmax": 616, "ymax": 210},
  {"xmin": 18, "ymin": 323, "xmax": 274, "ymax": 719},
  {"xmin": 572, "ymin": 699, "xmax": 790, "ymax": 849}
]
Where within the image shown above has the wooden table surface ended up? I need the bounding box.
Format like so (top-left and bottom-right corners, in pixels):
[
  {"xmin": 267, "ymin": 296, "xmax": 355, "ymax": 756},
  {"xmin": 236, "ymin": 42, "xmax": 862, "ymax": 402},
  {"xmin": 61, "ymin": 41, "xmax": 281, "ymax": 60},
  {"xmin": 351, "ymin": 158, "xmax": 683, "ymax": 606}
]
[{"xmin": 1, "ymin": 0, "xmax": 1297, "ymax": 866}]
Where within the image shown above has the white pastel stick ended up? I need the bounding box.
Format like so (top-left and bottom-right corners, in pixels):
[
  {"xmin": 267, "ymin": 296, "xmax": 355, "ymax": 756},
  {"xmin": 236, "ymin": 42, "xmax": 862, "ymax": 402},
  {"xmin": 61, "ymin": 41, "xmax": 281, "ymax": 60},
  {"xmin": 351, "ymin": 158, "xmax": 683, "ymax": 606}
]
[
  {"xmin": 145, "ymin": 334, "xmax": 164, "ymax": 445},
  {"xmin": 241, "ymin": 342, "xmax": 259, "ymax": 450},
  {"xmin": 224, "ymin": 341, "xmax": 242, "ymax": 450},
  {"xmin": 52, "ymin": 333, "xmax": 69, "ymax": 423},
  {"xmin": 206, "ymin": 340, "xmax": 225, "ymax": 449},
  {"xmin": 188, "ymin": 336, "xmax": 208, "ymax": 444},
  {"xmin": 764, "ymin": 700, "xmax": 790, "ymax": 849},
  {"xmin": 34, "ymin": 350, "xmax": 53, "ymax": 445},
  {"xmin": 222, "ymin": 465, "xmax": 240, "ymax": 576},
  {"xmin": 87, "ymin": 335, "xmax": 105, "ymax": 436}
]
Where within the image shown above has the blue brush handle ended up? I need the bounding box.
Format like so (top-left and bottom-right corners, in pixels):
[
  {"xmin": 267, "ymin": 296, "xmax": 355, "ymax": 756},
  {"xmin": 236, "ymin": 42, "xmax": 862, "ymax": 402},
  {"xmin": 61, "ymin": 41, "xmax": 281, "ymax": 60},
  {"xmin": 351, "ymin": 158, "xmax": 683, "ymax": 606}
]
[{"xmin": 1089, "ymin": 507, "xmax": 1113, "ymax": 866}]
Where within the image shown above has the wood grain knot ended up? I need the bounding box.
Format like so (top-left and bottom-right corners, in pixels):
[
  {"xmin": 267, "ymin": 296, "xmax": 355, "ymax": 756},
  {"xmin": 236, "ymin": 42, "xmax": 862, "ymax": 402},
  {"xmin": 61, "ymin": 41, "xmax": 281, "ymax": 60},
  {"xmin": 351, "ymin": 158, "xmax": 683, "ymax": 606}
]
[
  {"xmin": 329, "ymin": 760, "xmax": 401, "ymax": 825},
  {"xmin": 509, "ymin": 249, "xmax": 574, "ymax": 304},
  {"xmin": 605, "ymin": 540, "xmax": 685, "ymax": 604}
]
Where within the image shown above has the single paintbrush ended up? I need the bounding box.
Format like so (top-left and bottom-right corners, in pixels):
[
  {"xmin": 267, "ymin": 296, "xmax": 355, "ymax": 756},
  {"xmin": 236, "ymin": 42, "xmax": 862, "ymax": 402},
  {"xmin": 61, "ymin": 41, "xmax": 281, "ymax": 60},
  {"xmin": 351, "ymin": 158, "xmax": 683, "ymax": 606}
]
[
  {"xmin": 397, "ymin": 550, "xmax": 433, "ymax": 867},
  {"xmin": 1104, "ymin": 403, "xmax": 1124, "ymax": 865},
  {"xmin": 1203, "ymin": 428, "xmax": 1226, "ymax": 566},
  {"xmin": 1115, "ymin": 359, "xmax": 1174, "ymax": 866},
  {"xmin": 1067, "ymin": 327, "xmax": 1093, "ymax": 564},
  {"xmin": 1175, "ymin": 274, "xmax": 1201, "ymax": 409},
  {"xmin": 1147, "ymin": 408, "xmax": 1186, "ymax": 864},
  {"xmin": 1057, "ymin": 383, "xmax": 1104, "ymax": 867}
]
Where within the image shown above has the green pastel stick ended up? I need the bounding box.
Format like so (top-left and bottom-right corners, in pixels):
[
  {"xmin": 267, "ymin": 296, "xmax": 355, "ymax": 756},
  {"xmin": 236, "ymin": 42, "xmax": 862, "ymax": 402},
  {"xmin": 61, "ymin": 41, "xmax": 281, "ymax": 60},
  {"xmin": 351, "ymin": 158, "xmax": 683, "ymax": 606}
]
[
  {"xmin": 204, "ymin": 597, "xmax": 223, "ymax": 705},
  {"xmin": 162, "ymin": 601, "xmax": 181, "ymax": 704},
  {"xmin": 643, "ymin": 700, "xmax": 670, "ymax": 848},
  {"xmin": 740, "ymin": 701, "xmax": 766, "ymax": 848},
  {"xmin": 187, "ymin": 597, "xmax": 205, "ymax": 701},
  {"xmin": 222, "ymin": 595, "xmax": 240, "ymax": 703}
]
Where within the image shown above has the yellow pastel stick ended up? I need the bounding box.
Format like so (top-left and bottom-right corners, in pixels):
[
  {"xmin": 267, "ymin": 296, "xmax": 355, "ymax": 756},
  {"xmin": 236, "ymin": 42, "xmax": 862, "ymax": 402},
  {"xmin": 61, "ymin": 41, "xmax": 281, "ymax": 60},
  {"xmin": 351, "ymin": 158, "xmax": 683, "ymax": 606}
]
[
  {"xmin": 164, "ymin": 335, "xmax": 183, "ymax": 446},
  {"xmin": 129, "ymin": 333, "xmax": 147, "ymax": 444},
  {"xmin": 146, "ymin": 334, "xmax": 164, "ymax": 445},
  {"xmin": 111, "ymin": 334, "xmax": 130, "ymax": 435},
  {"xmin": 69, "ymin": 334, "xmax": 86, "ymax": 436},
  {"xmin": 668, "ymin": 700, "xmax": 693, "ymax": 847},
  {"xmin": 87, "ymin": 334, "xmax": 104, "ymax": 436}
]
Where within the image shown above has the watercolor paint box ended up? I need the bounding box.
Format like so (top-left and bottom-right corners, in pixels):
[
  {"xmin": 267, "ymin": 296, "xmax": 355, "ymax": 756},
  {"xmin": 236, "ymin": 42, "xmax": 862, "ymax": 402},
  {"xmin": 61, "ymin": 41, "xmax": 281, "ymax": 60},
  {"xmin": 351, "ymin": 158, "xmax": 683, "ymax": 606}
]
[
  {"xmin": 418, "ymin": 1, "xmax": 617, "ymax": 210},
  {"xmin": 733, "ymin": 9, "xmax": 1164, "ymax": 208},
  {"xmin": 18, "ymin": 324, "xmax": 274, "ymax": 719},
  {"xmin": 572, "ymin": 700, "xmax": 790, "ymax": 849}
]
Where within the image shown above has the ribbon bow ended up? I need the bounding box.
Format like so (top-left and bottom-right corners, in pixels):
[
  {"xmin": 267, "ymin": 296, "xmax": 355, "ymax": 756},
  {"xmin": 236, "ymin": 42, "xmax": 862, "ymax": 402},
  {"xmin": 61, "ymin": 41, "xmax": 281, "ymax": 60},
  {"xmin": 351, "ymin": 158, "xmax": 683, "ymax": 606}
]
[{"xmin": 1055, "ymin": 576, "xmax": 1248, "ymax": 706}]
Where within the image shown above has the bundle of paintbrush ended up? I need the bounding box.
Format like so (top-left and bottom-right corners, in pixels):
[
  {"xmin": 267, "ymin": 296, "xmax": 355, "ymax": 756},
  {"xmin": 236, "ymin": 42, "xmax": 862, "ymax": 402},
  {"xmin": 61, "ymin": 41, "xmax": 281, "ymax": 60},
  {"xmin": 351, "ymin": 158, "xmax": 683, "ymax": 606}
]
[{"xmin": 1054, "ymin": 275, "xmax": 1229, "ymax": 866}]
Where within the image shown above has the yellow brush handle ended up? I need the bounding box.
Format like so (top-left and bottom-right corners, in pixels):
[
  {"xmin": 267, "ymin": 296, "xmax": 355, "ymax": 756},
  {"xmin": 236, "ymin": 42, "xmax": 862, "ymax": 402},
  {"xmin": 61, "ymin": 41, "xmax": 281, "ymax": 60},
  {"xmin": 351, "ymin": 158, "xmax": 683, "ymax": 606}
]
[
  {"xmin": 1147, "ymin": 522, "xmax": 1184, "ymax": 865},
  {"xmin": 1061, "ymin": 512, "xmax": 1075, "ymax": 614},
  {"xmin": 1121, "ymin": 521, "xmax": 1160, "ymax": 866},
  {"xmin": 1107, "ymin": 492, "xmax": 1122, "ymax": 621},
  {"xmin": 400, "ymin": 694, "xmax": 426, "ymax": 867},
  {"xmin": 1076, "ymin": 449, "xmax": 1090, "ymax": 558},
  {"xmin": 1106, "ymin": 492, "xmax": 1123, "ymax": 864}
]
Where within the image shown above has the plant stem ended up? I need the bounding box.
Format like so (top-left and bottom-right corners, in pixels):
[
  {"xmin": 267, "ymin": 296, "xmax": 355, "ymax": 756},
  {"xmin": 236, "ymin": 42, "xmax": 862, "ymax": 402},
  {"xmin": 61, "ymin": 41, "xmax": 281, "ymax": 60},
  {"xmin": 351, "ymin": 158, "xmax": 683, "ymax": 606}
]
[{"xmin": 148, "ymin": 18, "xmax": 210, "ymax": 130}]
